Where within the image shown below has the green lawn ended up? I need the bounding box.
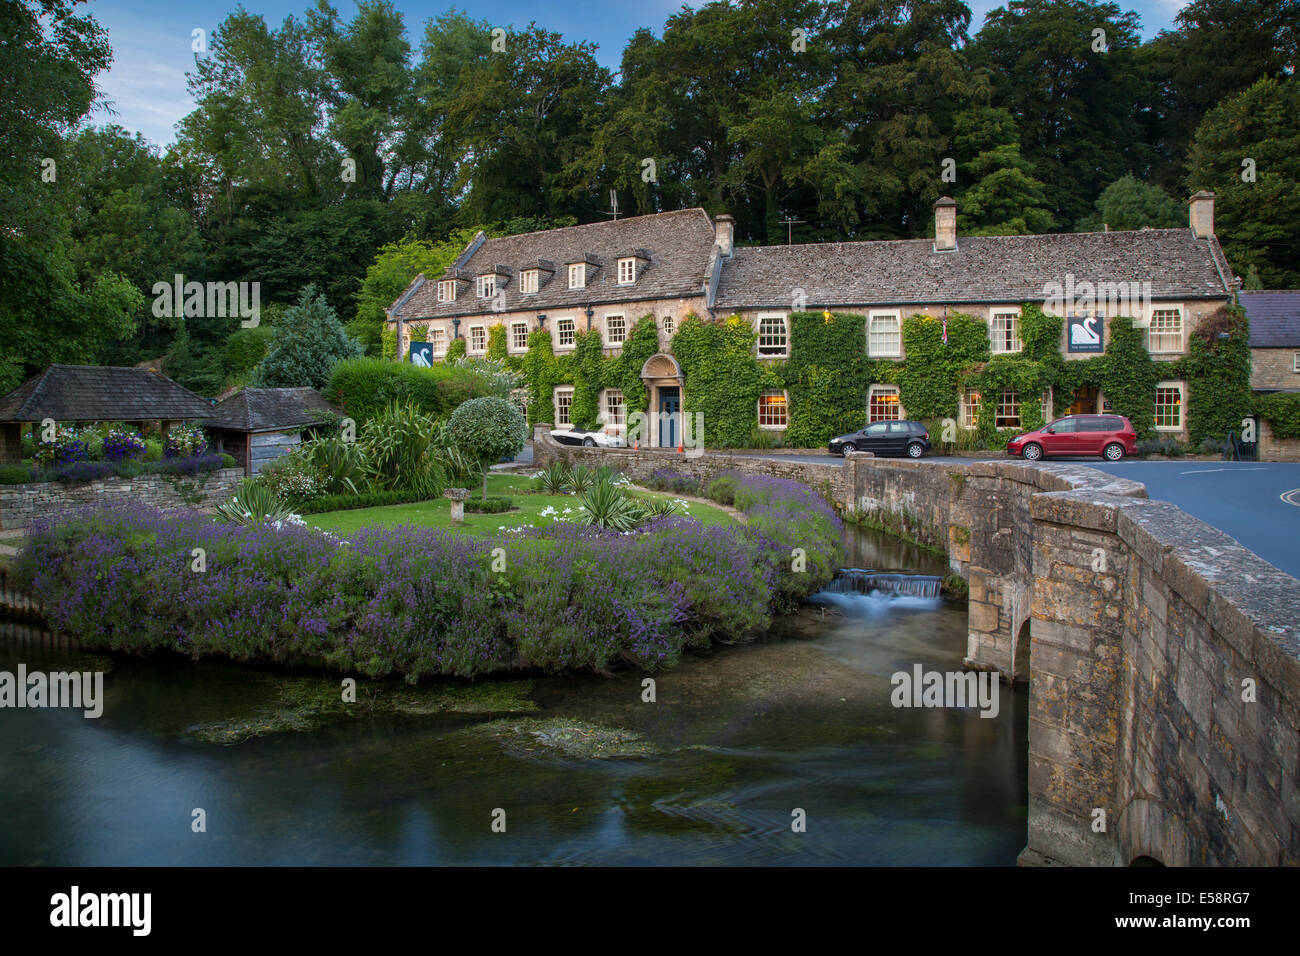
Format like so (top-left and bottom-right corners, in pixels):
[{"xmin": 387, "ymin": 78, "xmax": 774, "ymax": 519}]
[{"xmin": 303, "ymin": 472, "xmax": 738, "ymax": 537}]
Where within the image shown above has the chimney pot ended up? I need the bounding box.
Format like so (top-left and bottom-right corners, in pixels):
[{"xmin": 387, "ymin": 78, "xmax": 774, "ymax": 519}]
[
  {"xmin": 1190, "ymin": 191, "xmax": 1215, "ymax": 238},
  {"xmin": 933, "ymin": 197, "xmax": 957, "ymax": 252},
  {"xmin": 714, "ymin": 214, "xmax": 735, "ymax": 257}
]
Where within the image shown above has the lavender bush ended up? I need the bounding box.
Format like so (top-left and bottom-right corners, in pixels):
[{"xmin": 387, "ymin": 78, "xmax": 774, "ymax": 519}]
[{"xmin": 14, "ymin": 473, "xmax": 842, "ymax": 679}]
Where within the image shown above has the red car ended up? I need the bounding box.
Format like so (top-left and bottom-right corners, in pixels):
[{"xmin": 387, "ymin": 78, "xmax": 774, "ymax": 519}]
[{"xmin": 1005, "ymin": 414, "xmax": 1137, "ymax": 462}]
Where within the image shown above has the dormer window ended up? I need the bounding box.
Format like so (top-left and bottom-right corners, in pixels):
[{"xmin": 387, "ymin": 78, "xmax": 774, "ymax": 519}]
[
  {"xmin": 477, "ymin": 275, "xmax": 496, "ymax": 298},
  {"xmin": 437, "ymin": 280, "xmax": 456, "ymax": 303},
  {"xmin": 617, "ymin": 258, "xmax": 636, "ymax": 284},
  {"xmin": 520, "ymin": 269, "xmax": 538, "ymax": 294},
  {"xmin": 568, "ymin": 263, "xmax": 585, "ymax": 289}
]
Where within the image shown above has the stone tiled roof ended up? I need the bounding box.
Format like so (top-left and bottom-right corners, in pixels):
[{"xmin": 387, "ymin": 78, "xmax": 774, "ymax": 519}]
[
  {"xmin": 206, "ymin": 387, "xmax": 338, "ymax": 432},
  {"xmin": 1240, "ymin": 291, "xmax": 1300, "ymax": 348},
  {"xmin": 0, "ymin": 365, "xmax": 216, "ymax": 423},
  {"xmin": 391, "ymin": 208, "xmax": 718, "ymax": 320},
  {"xmin": 713, "ymin": 229, "xmax": 1234, "ymax": 310}
]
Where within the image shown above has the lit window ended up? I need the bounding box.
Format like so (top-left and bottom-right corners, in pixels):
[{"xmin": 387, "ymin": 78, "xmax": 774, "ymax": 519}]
[
  {"xmin": 868, "ymin": 385, "xmax": 901, "ymax": 422},
  {"xmin": 437, "ymin": 280, "xmax": 456, "ymax": 303},
  {"xmin": 469, "ymin": 326, "xmax": 486, "ymax": 353},
  {"xmin": 606, "ymin": 314, "xmax": 626, "ymax": 346},
  {"xmin": 961, "ymin": 388, "xmax": 981, "ymax": 429},
  {"xmin": 1155, "ymin": 382, "xmax": 1184, "ymax": 430},
  {"xmin": 996, "ymin": 388, "xmax": 1020, "ymax": 428},
  {"xmin": 430, "ymin": 327, "xmax": 447, "ymax": 357},
  {"xmin": 758, "ymin": 389, "xmax": 788, "ymax": 428},
  {"xmin": 477, "ymin": 275, "xmax": 495, "ymax": 298},
  {"xmin": 663, "ymin": 315, "xmax": 675, "ymax": 337},
  {"xmin": 1147, "ymin": 309, "xmax": 1184, "ymax": 353},
  {"xmin": 868, "ymin": 313, "xmax": 901, "ymax": 357},
  {"xmin": 757, "ymin": 313, "xmax": 788, "ymax": 356},
  {"xmin": 554, "ymin": 387, "xmax": 574, "ymax": 427},
  {"xmin": 618, "ymin": 258, "xmax": 636, "ymax": 284},
  {"xmin": 511, "ymin": 322, "xmax": 529, "ymax": 352},
  {"xmin": 604, "ymin": 389, "xmax": 625, "ymax": 426},
  {"xmin": 1041, "ymin": 387, "xmax": 1053, "ymax": 423},
  {"xmin": 568, "ymin": 264, "xmax": 585, "ymax": 289},
  {"xmin": 520, "ymin": 270, "xmax": 538, "ymax": 294},
  {"xmin": 991, "ymin": 312, "xmax": 1022, "ymax": 354},
  {"xmin": 556, "ymin": 317, "xmax": 575, "ymax": 349}
]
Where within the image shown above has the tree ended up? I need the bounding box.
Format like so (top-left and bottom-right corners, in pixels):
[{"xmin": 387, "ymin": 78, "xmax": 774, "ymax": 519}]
[
  {"xmin": 952, "ymin": 106, "xmax": 1055, "ymax": 235},
  {"xmin": 1075, "ymin": 175, "xmax": 1184, "ymax": 232},
  {"xmin": 447, "ymin": 396, "xmax": 527, "ymax": 499},
  {"xmin": 253, "ymin": 284, "xmax": 362, "ymax": 388},
  {"xmin": 1186, "ymin": 76, "xmax": 1300, "ymax": 288}
]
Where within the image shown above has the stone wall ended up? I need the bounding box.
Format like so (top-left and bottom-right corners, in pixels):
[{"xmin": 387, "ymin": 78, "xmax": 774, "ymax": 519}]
[
  {"xmin": 1257, "ymin": 417, "xmax": 1300, "ymax": 463},
  {"xmin": 1251, "ymin": 347, "xmax": 1300, "ymax": 391},
  {"xmin": 0, "ymin": 468, "xmax": 244, "ymax": 530},
  {"xmin": 535, "ymin": 432, "xmax": 1300, "ymax": 865}
]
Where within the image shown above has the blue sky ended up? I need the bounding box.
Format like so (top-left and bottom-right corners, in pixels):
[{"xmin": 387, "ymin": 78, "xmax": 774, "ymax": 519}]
[{"xmin": 88, "ymin": 0, "xmax": 1192, "ymax": 149}]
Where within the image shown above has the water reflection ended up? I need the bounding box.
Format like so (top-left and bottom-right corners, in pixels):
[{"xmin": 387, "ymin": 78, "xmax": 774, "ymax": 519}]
[{"xmin": 0, "ymin": 524, "xmax": 1026, "ymax": 866}]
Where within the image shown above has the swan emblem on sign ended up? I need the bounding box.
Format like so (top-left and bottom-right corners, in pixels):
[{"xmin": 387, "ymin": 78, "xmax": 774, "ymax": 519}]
[{"xmin": 1070, "ymin": 315, "xmax": 1101, "ymax": 346}]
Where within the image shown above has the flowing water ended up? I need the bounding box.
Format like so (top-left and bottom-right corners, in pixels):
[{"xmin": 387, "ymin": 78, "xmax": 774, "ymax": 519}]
[{"xmin": 0, "ymin": 525, "xmax": 1028, "ymax": 866}]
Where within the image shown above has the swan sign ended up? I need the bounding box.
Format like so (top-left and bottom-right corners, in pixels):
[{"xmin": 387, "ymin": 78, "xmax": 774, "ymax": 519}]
[{"xmin": 1067, "ymin": 314, "xmax": 1105, "ymax": 353}]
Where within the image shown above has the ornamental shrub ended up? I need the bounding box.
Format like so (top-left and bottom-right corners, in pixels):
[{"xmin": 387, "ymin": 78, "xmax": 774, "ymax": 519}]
[
  {"xmin": 102, "ymin": 426, "xmax": 147, "ymax": 461},
  {"xmin": 33, "ymin": 426, "xmax": 90, "ymax": 467},
  {"xmin": 464, "ymin": 495, "xmax": 514, "ymax": 513},
  {"xmin": 164, "ymin": 422, "xmax": 208, "ymax": 458},
  {"xmin": 252, "ymin": 284, "xmax": 363, "ymax": 389},
  {"xmin": 1258, "ymin": 392, "xmax": 1300, "ymax": 439},
  {"xmin": 448, "ymin": 396, "xmax": 527, "ymax": 498}
]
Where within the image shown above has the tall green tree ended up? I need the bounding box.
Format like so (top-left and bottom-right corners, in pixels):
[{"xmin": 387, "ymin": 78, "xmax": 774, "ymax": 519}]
[
  {"xmin": 952, "ymin": 106, "xmax": 1055, "ymax": 235},
  {"xmin": 1074, "ymin": 174, "xmax": 1184, "ymax": 232},
  {"xmin": 253, "ymin": 284, "xmax": 363, "ymax": 388},
  {"xmin": 1186, "ymin": 76, "xmax": 1300, "ymax": 288}
]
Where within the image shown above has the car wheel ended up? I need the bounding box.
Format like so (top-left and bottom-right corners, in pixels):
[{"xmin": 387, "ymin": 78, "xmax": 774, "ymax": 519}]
[
  {"xmin": 841, "ymin": 444, "xmax": 855, "ymax": 457},
  {"xmin": 582, "ymin": 437, "xmax": 596, "ymax": 447},
  {"xmin": 906, "ymin": 442, "xmax": 924, "ymax": 459},
  {"xmin": 1021, "ymin": 443, "xmax": 1043, "ymax": 461},
  {"xmin": 1103, "ymin": 442, "xmax": 1124, "ymax": 461}
]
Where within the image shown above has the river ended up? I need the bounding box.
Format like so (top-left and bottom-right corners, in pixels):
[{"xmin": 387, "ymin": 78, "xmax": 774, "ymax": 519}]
[{"xmin": 0, "ymin": 524, "xmax": 1027, "ymax": 865}]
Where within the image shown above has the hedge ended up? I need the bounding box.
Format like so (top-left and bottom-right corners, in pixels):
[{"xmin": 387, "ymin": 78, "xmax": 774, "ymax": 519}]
[{"xmin": 327, "ymin": 357, "xmax": 490, "ymax": 423}]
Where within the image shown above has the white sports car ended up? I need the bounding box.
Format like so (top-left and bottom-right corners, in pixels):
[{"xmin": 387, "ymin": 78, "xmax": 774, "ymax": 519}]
[{"xmin": 550, "ymin": 427, "xmax": 625, "ymax": 448}]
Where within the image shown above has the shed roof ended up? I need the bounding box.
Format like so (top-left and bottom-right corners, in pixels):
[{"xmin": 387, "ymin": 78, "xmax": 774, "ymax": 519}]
[
  {"xmin": 206, "ymin": 387, "xmax": 338, "ymax": 432},
  {"xmin": 1240, "ymin": 291, "xmax": 1300, "ymax": 348},
  {"xmin": 0, "ymin": 365, "xmax": 215, "ymax": 423}
]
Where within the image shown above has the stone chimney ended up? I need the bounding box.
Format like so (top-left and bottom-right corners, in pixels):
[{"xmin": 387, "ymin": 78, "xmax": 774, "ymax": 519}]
[
  {"xmin": 714, "ymin": 214, "xmax": 734, "ymax": 257},
  {"xmin": 933, "ymin": 197, "xmax": 957, "ymax": 251},
  {"xmin": 1190, "ymin": 191, "xmax": 1215, "ymax": 238}
]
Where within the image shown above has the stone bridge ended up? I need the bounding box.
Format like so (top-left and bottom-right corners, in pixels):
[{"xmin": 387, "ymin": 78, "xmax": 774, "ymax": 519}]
[{"xmin": 534, "ymin": 431, "xmax": 1300, "ymax": 866}]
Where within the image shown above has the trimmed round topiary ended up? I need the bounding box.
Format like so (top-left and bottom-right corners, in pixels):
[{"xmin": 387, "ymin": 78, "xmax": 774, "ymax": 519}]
[{"xmin": 448, "ymin": 396, "xmax": 527, "ymax": 499}]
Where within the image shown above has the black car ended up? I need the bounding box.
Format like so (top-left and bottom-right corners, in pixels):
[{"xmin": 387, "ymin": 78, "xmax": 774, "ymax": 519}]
[{"xmin": 829, "ymin": 420, "xmax": 931, "ymax": 458}]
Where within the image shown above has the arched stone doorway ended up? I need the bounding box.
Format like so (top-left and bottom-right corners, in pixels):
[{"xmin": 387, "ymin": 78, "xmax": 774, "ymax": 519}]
[{"xmin": 640, "ymin": 353, "xmax": 684, "ymax": 448}]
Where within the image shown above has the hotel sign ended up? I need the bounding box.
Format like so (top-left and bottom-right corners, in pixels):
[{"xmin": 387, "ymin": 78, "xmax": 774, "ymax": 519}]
[{"xmin": 1067, "ymin": 314, "xmax": 1104, "ymax": 353}]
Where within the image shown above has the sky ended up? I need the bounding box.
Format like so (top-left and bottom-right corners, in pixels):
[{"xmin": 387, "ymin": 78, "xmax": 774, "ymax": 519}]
[{"xmin": 86, "ymin": 0, "xmax": 1193, "ymax": 150}]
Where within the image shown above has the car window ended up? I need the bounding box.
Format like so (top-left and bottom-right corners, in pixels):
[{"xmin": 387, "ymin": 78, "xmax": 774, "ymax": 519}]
[
  {"xmin": 1081, "ymin": 417, "xmax": 1109, "ymax": 432},
  {"xmin": 1102, "ymin": 417, "xmax": 1124, "ymax": 430},
  {"xmin": 887, "ymin": 421, "xmax": 910, "ymax": 433},
  {"xmin": 1049, "ymin": 418, "xmax": 1077, "ymax": 433},
  {"xmin": 865, "ymin": 422, "xmax": 890, "ymax": 435}
]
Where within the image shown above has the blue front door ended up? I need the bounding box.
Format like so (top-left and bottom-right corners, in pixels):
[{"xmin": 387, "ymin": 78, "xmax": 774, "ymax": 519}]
[{"xmin": 658, "ymin": 388, "xmax": 680, "ymax": 448}]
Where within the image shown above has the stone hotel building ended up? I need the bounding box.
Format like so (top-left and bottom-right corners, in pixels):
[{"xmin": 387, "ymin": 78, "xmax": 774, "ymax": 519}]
[{"xmin": 387, "ymin": 193, "xmax": 1236, "ymax": 446}]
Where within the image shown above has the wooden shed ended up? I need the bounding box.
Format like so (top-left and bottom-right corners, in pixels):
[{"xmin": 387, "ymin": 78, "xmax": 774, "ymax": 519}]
[
  {"xmin": 206, "ymin": 387, "xmax": 339, "ymax": 475},
  {"xmin": 0, "ymin": 365, "xmax": 216, "ymax": 462}
]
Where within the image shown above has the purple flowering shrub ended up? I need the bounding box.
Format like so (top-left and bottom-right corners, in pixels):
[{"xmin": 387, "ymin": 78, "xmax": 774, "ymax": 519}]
[
  {"xmin": 164, "ymin": 422, "xmax": 208, "ymax": 458},
  {"xmin": 643, "ymin": 468, "xmax": 703, "ymax": 496},
  {"xmin": 33, "ymin": 426, "xmax": 91, "ymax": 467},
  {"xmin": 14, "ymin": 474, "xmax": 842, "ymax": 678},
  {"xmin": 102, "ymin": 427, "xmax": 147, "ymax": 461}
]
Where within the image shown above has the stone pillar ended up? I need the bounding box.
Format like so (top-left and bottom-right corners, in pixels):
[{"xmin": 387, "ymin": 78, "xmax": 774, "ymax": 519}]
[{"xmin": 444, "ymin": 487, "xmax": 470, "ymax": 522}]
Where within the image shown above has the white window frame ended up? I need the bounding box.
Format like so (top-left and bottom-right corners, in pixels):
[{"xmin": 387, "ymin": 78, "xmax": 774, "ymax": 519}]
[
  {"xmin": 1040, "ymin": 386, "xmax": 1053, "ymax": 423},
  {"xmin": 520, "ymin": 269, "xmax": 538, "ymax": 294},
  {"xmin": 555, "ymin": 316, "xmax": 576, "ymax": 351},
  {"xmin": 477, "ymin": 275, "xmax": 495, "ymax": 299},
  {"xmin": 568, "ymin": 263, "xmax": 585, "ymax": 289},
  {"xmin": 617, "ymin": 258, "xmax": 636, "ymax": 284},
  {"xmin": 757, "ymin": 389, "xmax": 789, "ymax": 429},
  {"xmin": 756, "ymin": 312, "xmax": 789, "ymax": 358},
  {"xmin": 663, "ymin": 315, "xmax": 675, "ymax": 337},
  {"xmin": 867, "ymin": 384, "xmax": 902, "ymax": 422},
  {"xmin": 1294, "ymin": 351, "xmax": 1300, "ymax": 374},
  {"xmin": 509, "ymin": 322, "xmax": 529, "ymax": 353},
  {"xmin": 603, "ymin": 388, "xmax": 625, "ymax": 427},
  {"xmin": 437, "ymin": 280, "xmax": 456, "ymax": 303},
  {"xmin": 430, "ymin": 327, "xmax": 448, "ymax": 357},
  {"xmin": 960, "ymin": 388, "xmax": 981, "ymax": 429},
  {"xmin": 554, "ymin": 386, "xmax": 575, "ymax": 427},
  {"xmin": 467, "ymin": 324, "xmax": 487, "ymax": 354},
  {"xmin": 995, "ymin": 388, "xmax": 1021, "ymax": 429},
  {"xmin": 604, "ymin": 313, "xmax": 627, "ymax": 347},
  {"xmin": 991, "ymin": 311, "xmax": 1023, "ymax": 354},
  {"xmin": 1145, "ymin": 306, "xmax": 1185, "ymax": 355},
  {"xmin": 867, "ymin": 311, "xmax": 902, "ymax": 358},
  {"xmin": 1154, "ymin": 380, "xmax": 1185, "ymax": 432}
]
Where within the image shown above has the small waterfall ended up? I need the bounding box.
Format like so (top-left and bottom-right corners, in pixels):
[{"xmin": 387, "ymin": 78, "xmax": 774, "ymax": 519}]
[{"xmin": 823, "ymin": 569, "xmax": 943, "ymax": 599}]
